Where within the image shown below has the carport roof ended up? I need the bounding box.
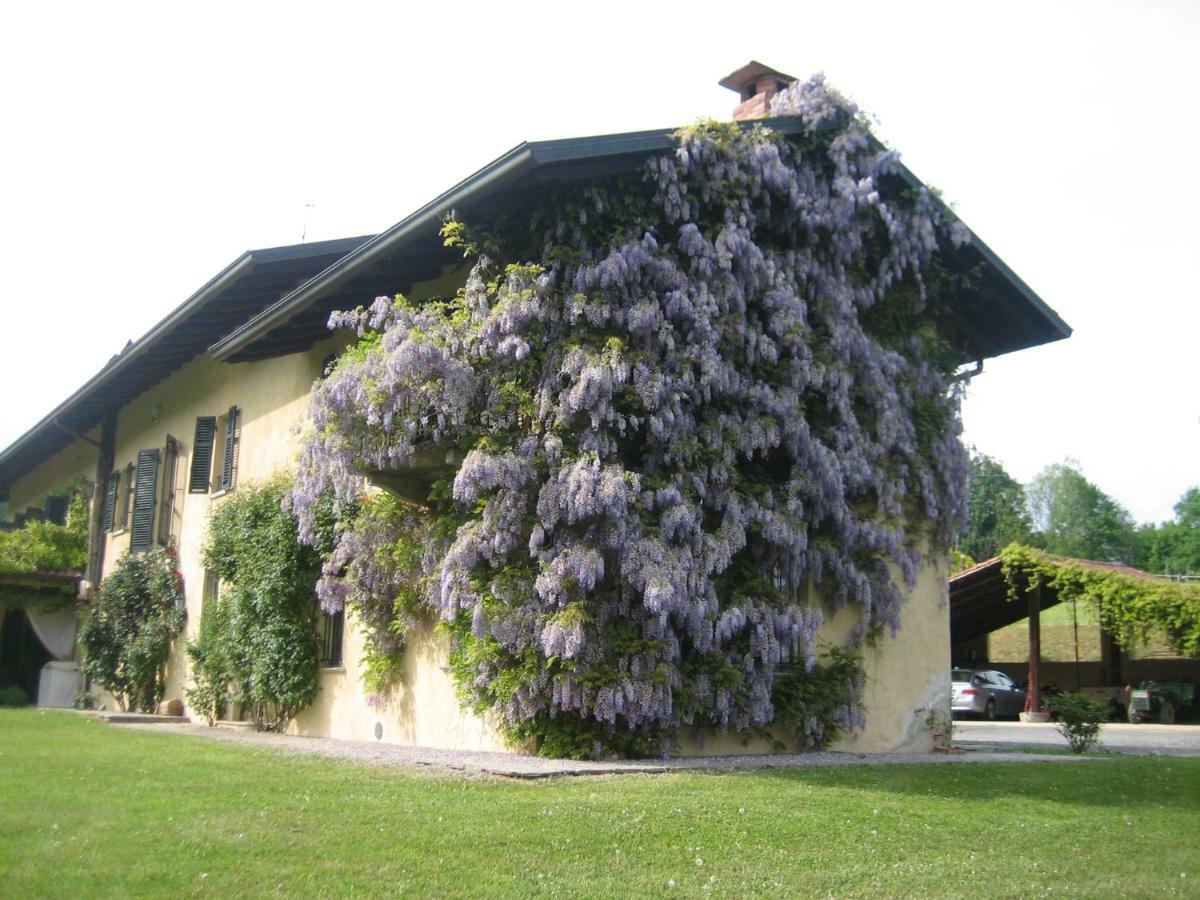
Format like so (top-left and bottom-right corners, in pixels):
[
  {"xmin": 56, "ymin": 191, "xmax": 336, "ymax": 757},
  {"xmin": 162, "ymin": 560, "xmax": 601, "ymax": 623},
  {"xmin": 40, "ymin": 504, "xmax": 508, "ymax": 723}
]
[{"xmin": 949, "ymin": 555, "xmax": 1156, "ymax": 645}]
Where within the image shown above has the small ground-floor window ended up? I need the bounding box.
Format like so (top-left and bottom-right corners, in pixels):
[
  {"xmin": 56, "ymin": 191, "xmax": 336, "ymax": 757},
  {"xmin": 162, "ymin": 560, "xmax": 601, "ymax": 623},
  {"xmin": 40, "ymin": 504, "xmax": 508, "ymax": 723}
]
[{"xmin": 318, "ymin": 608, "xmax": 344, "ymax": 668}]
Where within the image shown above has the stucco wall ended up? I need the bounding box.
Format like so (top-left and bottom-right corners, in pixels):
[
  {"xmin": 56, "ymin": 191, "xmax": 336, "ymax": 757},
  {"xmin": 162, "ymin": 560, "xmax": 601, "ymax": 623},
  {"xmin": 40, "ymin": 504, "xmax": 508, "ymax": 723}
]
[
  {"xmin": 84, "ymin": 326, "xmax": 513, "ymax": 748},
  {"xmin": 95, "ymin": 335, "xmax": 344, "ymax": 709},
  {"xmin": 6, "ymin": 433, "xmax": 98, "ymax": 516},
  {"xmin": 675, "ymin": 553, "xmax": 951, "ymax": 756},
  {"xmin": 7, "ymin": 272, "xmax": 951, "ymax": 754},
  {"xmin": 290, "ymin": 613, "xmax": 512, "ymax": 752}
]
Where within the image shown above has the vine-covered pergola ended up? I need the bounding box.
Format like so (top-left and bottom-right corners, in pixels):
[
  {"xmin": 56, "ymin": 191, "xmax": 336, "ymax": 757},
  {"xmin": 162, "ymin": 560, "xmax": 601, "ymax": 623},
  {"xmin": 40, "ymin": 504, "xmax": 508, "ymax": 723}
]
[{"xmin": 950, "ymin": 543, "xmax": 1200, "ymax": 711}]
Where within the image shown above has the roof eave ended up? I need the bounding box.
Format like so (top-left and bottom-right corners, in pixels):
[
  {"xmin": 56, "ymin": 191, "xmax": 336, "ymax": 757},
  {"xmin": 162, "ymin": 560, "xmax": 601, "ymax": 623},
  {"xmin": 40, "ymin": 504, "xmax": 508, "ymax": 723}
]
[
  {"xmin": 892, "ymin": 162, "xmax": 1072, "ymax": 350},
  {"xmin": 208, "ymin": 143, "xmax": 541, "ymax": 361},
  {"xmin": 0, "ymin": 252, "xmax": 256, "ymax": 473}
]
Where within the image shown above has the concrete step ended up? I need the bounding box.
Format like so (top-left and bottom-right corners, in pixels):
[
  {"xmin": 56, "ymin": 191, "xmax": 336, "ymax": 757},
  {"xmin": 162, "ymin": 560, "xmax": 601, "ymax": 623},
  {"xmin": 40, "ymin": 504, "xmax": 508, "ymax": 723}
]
[
  {"xmin": 215, "ymin": 720, "xmax": 256, "ymax": 732},
  {"xmin": 92, "ymin": 711, "xmax": 189, "ymax": 725}
]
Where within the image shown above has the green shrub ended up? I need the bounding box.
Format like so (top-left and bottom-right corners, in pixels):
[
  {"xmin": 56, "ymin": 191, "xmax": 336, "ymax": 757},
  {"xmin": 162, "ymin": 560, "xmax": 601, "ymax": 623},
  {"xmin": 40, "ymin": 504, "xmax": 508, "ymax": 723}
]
[
  {"xmin": 79, "ymin": 548, "xmax": 184, "ymax": 712},
  {"xmin": 0, "ymin": 478, "xmax": 89, "ymax": 582},
  {"xmin": 0, "ymin": 686, "xmax": 32, "ymax": 707},
  {"xmin": 186, "ymin": 594, "xmax": 234, "ymax": 725},
  {"xmin": 1050, "ymin": 693, "xmax": 1108, "ymax": 753},
  {"xmin": 192, "ymin": 478, "xmax": 321, "ymax": 731}
]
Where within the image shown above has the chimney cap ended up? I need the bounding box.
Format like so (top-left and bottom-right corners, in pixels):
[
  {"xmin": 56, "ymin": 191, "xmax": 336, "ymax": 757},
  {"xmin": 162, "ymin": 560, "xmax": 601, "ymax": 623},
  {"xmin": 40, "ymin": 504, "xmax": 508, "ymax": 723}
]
[{"xmin": 718, "ymin": 61, "xmax": 798, "ymax": 95}]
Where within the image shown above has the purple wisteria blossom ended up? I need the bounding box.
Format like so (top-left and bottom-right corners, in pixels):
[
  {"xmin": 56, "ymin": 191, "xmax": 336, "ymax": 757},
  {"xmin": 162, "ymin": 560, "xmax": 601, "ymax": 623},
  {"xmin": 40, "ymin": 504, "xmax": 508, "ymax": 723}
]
[{"xmin": 293, "ymin": 75, "xmax": 970, "ymax": 754}]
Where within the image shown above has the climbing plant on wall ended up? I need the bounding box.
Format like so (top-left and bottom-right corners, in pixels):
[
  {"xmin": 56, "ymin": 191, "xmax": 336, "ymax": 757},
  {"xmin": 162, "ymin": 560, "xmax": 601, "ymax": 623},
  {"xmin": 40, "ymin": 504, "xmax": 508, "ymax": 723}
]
[
  {"xmin": 190, "ymin": 478, "xmax": 322, "ymax": 730},
  {"xmin": 79, "ymin": 547, "xmax": 184, "ymax": 712},
  {"xmin": 0, "ymin": 475, "xmax": 89, "ymax": 586},
  {"xmin": 293, "ymin": 75, "xmax": 972, "ymax": 757}
]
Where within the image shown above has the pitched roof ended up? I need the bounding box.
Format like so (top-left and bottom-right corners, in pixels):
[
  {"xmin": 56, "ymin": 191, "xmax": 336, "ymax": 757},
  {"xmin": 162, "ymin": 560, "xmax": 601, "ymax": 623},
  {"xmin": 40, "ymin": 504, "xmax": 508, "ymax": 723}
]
[
  {"xmin": 0, "ymin": 117, "xmax": 1072, "ymax": 498},
  {"xmin": 210, "ymin": 119, "xmax": 1070, "ymax": 363},
  {"xmin": 0, "ymin": 236, "xmax": 372, "ymax": 497}
]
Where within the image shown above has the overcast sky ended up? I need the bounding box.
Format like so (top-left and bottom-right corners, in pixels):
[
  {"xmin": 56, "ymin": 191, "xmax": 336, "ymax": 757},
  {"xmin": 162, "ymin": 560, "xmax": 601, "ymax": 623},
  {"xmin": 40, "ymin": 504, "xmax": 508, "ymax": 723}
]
[{"xmin": 1, "ymin": 1, "xmax": 1196, "ymax": 524}]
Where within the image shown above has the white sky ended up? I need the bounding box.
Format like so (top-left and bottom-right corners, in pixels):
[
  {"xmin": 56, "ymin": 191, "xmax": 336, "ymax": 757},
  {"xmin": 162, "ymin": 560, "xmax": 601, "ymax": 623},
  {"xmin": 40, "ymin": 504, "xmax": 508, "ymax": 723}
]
[{"xmin": 1, "ymin": 1, "xmax": 1196, "ymax": 523}]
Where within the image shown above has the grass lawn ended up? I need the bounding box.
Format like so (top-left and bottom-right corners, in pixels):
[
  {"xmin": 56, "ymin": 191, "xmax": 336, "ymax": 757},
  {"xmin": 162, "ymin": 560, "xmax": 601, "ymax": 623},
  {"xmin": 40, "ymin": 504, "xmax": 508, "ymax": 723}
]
[{"xmin": 1, "ymin": 710, "xmax": 1197, "ymax": 898}]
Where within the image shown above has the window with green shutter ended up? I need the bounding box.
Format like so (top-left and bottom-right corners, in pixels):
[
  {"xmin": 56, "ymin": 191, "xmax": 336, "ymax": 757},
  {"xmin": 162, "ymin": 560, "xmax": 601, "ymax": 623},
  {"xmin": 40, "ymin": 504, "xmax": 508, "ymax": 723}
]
[
  {"xmin": 157, "ymin": 436, "xmax": 179, "ymax": 547},
  {"xmin": 130, "ymin": 449, "xmax": 160, "ymax": 553},
  {"xmin": 101, "ymin": 471, "xmax": 119, "ymax": 533},
  {"xmin": 318, "ymin": 607, "xmax": 344, "ymax": 668},
  {"xmin": 116, "ymin": 462, "xmax": 134, "ymax": 531},
  {"xmin": 188, "ymin": 416, "xmax": 216, "ymax": 494},
  {"xmin": 217, "ymin": 406, "xmax": 239, "ymax": 492}
]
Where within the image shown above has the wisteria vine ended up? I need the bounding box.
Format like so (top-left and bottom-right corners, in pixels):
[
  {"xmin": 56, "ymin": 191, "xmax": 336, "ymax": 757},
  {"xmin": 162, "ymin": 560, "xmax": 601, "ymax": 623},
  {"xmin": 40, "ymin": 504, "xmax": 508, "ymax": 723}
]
[{"xmin": 293, "ymin": 76, "xmax": 971, "ymax": 756}]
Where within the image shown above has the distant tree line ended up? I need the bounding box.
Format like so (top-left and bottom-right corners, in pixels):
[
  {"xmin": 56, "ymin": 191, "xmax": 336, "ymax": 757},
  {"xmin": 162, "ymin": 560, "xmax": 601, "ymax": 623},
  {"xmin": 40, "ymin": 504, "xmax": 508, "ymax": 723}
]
[{"xmin": 958, "ymin": 455, "xmax": 1199, "ymax": 576}]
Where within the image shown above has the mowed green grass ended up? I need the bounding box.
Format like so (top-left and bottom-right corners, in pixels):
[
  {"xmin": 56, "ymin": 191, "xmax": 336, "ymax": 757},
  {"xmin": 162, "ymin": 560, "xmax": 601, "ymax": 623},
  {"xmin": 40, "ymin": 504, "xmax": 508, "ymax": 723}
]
[{"xmin": 1, "ymin": 711, "xmax": 1196, "ymax": 898}]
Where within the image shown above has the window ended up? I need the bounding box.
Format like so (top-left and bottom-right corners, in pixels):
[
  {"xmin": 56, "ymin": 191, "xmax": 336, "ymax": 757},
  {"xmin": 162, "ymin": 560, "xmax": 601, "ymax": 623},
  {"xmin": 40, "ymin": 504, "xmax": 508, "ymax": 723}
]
[
  {"xmin": 130, "ymin": 448, "xmax": 160, "ymax": 553},
  {"xmin": 43, "ymin": 494, "xmax": 68, "ymax": 526},
  {"xmin": 188, "ymin": 416, "xmax": 217, "ymax": 494},
  {"xmin": 318, "ymin": 607, "xmax": 344, "ymax": 668},
  {"xmin": 216, "ymin": 406, "xmax": 239, "ymax": 493},
  {"xmin": 200, "ymin": 568, "xmax": 220, "ymax": 627},
  {"xmin": 101, "ymin": 471, "xmax": 119, "ymax": 532},
  {"xmin": 116, "ymin": 462, "xmax": 134, "ymax": 531},
  {"xmin": 157, "ymin": 435, "xmax": 180, "ymax": 547}
]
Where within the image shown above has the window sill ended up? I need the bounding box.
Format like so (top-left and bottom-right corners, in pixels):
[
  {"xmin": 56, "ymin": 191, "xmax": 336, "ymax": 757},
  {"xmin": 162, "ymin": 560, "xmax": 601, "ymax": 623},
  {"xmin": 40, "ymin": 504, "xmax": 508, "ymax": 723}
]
[
  {"xmin": 318, "ymin": 666, "xmax": 346, "ymax": 674},
  {"xmin": 210, "ymin": 488, "xmax": 235, "ymax": 500}
]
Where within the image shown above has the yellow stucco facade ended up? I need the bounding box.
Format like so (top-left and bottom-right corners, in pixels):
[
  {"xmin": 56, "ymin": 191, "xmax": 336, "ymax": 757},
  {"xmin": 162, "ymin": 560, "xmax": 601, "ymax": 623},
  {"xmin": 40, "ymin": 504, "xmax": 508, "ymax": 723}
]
[{"xmin": 4, "ymin": 299, "xmax": 951, "ymax": 757}]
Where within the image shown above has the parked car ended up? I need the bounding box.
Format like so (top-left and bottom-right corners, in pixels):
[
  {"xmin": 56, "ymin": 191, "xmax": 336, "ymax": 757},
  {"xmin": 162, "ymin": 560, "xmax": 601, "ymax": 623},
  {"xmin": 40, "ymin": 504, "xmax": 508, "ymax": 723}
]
[
  {"xmin": 951, "ymin": 668, "xmax": 1027, "ymax": 720},
  {"xmin": 1126, "ymin": 680, "xmax": 1197, "ymax": 724}
]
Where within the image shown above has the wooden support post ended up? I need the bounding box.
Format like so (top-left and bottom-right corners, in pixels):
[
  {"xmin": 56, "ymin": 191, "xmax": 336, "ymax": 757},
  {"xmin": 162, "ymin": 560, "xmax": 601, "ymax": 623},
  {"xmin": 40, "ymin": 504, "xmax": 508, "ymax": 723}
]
[{"xmin": 1027, "ymin": 580, "xmax": 1042, "ymax": 714}]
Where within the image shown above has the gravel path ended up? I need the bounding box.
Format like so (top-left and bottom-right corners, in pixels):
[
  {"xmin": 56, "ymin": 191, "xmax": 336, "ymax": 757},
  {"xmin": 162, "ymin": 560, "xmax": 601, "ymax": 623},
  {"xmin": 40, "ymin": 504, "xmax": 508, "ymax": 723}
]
[
  {"xmin": 114, "ymin": 719, "xmax": 1097, "ymax": 779},
  {"xmin": 956, "ymin": 720, "xmax": 1200, "ymax": 757}
]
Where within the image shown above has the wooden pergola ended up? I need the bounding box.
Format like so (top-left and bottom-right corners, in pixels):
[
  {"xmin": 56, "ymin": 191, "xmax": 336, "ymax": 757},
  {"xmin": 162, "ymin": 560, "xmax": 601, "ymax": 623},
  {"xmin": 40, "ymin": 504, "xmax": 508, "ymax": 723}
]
[{"xmin": 949, "ymin": 555, "xmax": 1150, "ymax": 712}]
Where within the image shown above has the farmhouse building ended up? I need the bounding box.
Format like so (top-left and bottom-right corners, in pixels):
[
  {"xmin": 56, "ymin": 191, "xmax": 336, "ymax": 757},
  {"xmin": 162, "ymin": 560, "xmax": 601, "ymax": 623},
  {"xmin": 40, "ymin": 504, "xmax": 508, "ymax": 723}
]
[{"xmin": 0, "ymin": 65, "xmax": 1070, "ymax": 753}]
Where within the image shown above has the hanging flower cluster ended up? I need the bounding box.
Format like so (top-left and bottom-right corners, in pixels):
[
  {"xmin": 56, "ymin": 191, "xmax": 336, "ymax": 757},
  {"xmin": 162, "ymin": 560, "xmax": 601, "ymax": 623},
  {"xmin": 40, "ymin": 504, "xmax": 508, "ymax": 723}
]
[{"xmin": 293, "ymin": 75, "xmax": 970, "ymax": 756}]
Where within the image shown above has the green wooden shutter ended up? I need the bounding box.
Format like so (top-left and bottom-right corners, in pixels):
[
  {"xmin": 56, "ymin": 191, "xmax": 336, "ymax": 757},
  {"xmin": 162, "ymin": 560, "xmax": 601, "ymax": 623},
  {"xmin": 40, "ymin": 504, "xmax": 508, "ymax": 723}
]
[
  {"xmin": 157, "ymin": 436, "xmax": 179, "ymax": 547},
  {"xmin": 117, "ymin": 462, "xmax": 134, "ymax": 531},
  {"xmin": 101, "ymin": 471, "xmax": 119, "ymax": 532},
  {"xmin": 218, "ymin": 406, "xmax": 238, "ymax": 492},
  {"xmin": 130, "ymin": 449, "xmax": 160, "ymax": 553},
  {"xmin": 188, "ymin": 417, "xmax": 216, "ymax": 493}
]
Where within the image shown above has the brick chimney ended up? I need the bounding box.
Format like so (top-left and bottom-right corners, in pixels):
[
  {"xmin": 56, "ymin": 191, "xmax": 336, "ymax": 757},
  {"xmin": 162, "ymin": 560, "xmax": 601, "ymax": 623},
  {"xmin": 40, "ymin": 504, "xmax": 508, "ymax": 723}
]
[{"xmin": 719, "ymin": 61, "xmax": 798, "ymax": 121}]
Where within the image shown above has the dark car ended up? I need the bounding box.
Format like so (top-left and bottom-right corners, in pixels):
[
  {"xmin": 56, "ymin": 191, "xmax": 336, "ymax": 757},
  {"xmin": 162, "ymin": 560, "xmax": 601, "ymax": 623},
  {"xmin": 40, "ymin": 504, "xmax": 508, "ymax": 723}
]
[{"xmin": 951, "ymin": 668, "xmax": 1026, "ymax": 720}]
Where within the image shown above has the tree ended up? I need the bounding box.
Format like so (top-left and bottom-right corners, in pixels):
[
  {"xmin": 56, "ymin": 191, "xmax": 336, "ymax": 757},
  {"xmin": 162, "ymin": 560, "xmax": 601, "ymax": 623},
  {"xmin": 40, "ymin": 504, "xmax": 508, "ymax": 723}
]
[
  {"xmin": 959, "ymin": 453, "xmax": 1033, "ymax": 561},
  {"xmin": 79, "ymin": 548, "xmax": 185, "ymax": 712},
  {"xmin": 1135, "ymin": 487, "xmax": 1200, "ymax": 575},
  {"xmin": 190, "ymin": 478, "xmax": 321, "ymax": 730},
  {"xmin": 1027, "ymin": 461, "xmax": 1135, "ymax": 563}
]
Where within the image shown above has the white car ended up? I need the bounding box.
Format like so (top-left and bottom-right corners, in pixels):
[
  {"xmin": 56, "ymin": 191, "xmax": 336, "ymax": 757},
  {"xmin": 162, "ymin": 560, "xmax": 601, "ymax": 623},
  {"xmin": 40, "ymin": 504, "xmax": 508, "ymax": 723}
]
[{"xmin": 951, "ymin": 668, "xmax": 1027, "ymax": 720}]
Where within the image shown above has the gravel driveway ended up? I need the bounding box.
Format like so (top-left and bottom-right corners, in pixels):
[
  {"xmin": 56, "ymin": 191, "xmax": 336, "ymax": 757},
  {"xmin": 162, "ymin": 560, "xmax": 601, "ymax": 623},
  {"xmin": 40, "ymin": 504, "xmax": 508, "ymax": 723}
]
[
  {"xmin": 955, "ymin": 720, "xmax": 1200, "ymax": 756},
  {"xmin": 113, "ymin": 718, "xmax": 1098, "ymax": 778}
]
